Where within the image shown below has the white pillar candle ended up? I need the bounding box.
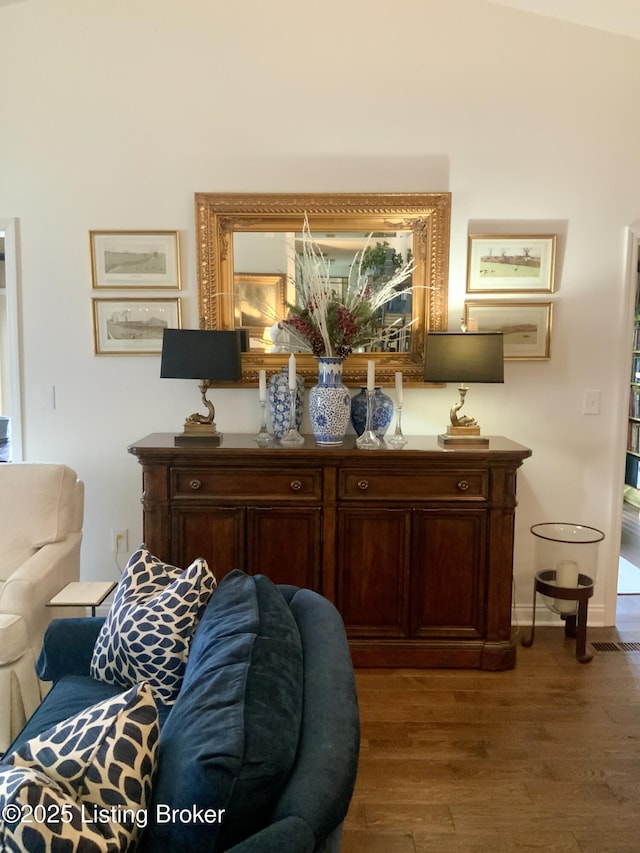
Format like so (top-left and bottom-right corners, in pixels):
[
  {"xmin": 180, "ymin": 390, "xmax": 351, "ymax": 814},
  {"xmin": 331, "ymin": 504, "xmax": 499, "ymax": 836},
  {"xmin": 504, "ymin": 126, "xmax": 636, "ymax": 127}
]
[
  {"xmin": 467, "ymin": 318, "xmax": 479, "ymax": 332},
  {"xmin": 367, "ymin": 360, "xmax": 375, "ymax": 392},
  {"xmin": 395, "ymin": 371, "xmax": 403, "ymax": 406},
  {"xmin": 556, "ymin": 559, "xmax": 579, "ymax": 588},
  {"xmin": 258, "ymin": 369, "xmax": 267, "ymax": 402},
  {"xmin": 288, "ymin": 354, "xmax": 296, "ymax": 391},
  {"xmin": 554, "ymin": 559, "xmax": 579, "ymax": 613}
]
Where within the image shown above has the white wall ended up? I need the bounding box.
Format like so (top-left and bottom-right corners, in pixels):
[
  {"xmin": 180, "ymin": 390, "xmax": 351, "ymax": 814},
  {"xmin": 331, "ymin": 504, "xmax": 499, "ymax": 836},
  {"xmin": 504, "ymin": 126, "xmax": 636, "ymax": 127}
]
[{"xmin": 2, "ymin": 0, "xmax": 639, "ymax": 625}]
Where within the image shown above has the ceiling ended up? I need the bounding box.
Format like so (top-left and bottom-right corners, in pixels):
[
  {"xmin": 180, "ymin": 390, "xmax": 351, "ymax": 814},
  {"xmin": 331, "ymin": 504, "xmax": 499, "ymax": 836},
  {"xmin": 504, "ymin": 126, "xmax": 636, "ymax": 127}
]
[
  {"xmin": 486, "ymin": 0, "xmax": 640, "ymax": 40},
  {"xmin": 1, "ymin": 0, "xmax": 640, "ymax": 40}
]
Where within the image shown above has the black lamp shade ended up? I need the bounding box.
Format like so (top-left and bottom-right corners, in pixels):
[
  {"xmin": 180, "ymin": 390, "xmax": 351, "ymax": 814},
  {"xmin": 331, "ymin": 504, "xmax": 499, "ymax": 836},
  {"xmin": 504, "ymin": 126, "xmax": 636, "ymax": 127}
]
[
  {"xmin": 160, "ymin": 329, "xmax": 242, "ymax": 382},
  {"xmin": 423, "ymin": 332, "xmax": 504, "ymax": 383}
]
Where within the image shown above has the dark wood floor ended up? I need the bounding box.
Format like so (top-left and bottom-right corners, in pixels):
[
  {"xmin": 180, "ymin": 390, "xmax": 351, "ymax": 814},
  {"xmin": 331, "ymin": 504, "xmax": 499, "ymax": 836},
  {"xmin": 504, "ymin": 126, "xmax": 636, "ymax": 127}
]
[
  {"xmin": 344, "ymin": 620, "xmax": 640, "ymax": 852},
  {"xmin": 343, "ymin": 507, "xmax": 640, "ymax": 852}
]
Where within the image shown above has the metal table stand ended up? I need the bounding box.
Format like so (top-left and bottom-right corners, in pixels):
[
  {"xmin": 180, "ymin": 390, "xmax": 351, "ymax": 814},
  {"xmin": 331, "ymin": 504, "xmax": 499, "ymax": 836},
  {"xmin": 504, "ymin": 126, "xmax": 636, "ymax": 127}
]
[{"xmin": 521, "ymin": 569, "xmax": 595, "ymax": 663}]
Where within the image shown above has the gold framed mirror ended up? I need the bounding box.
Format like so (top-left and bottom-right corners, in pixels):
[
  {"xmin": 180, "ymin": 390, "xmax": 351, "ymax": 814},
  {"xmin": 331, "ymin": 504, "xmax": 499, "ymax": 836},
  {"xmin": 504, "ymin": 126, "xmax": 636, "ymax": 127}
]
[{"xmin": 195, "ymin": 192, "xmax": 451, "ymax": 386}]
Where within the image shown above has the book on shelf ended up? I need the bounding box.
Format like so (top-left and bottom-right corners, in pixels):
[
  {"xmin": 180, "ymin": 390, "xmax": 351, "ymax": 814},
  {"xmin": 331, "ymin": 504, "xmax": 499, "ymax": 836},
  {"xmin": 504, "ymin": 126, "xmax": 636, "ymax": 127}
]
[
  {"xmin": 627, "ymin": 453, "xmax": 640, "ymax": 489},
  {"xmin": 629, "ymin": 420, "xmax": 640, "ymax": 454}
]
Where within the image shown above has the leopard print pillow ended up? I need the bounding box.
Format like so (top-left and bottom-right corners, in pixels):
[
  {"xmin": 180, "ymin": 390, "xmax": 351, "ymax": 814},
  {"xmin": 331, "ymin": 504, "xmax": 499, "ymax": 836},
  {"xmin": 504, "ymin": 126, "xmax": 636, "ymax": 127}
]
[
  {"xmin": 90, "ymin": 547, "xmax": 217, "ymax": 704},
  {"xmin": 0, "ymin": 682, "xmax": 158, "ymax": 852}
]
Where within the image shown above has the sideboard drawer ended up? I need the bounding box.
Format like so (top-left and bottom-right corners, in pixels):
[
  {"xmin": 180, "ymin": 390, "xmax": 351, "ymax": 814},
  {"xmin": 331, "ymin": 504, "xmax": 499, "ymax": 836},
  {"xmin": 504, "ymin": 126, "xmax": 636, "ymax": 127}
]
[
  {"xmin": 339, "ymin": 468, "xmax": 488, "ymax": 501},
  {"xmin": 172, "ymin": 467, "xmax": 322, "ymax": 501}
]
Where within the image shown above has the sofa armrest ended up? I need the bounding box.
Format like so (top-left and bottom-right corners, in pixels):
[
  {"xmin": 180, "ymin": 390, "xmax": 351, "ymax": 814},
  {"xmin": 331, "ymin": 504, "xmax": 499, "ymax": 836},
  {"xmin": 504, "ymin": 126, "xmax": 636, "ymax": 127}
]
[
  {"xmin": 272, "ymin": 589, "xmax": 360, "ymax": 842},
  {"xmin": 226, "ymin": 816, "xmax": 315, "ymax": 853},
  {"xmin": 35, "ymin": 617, "xmax": 105, "ymax": 682}
]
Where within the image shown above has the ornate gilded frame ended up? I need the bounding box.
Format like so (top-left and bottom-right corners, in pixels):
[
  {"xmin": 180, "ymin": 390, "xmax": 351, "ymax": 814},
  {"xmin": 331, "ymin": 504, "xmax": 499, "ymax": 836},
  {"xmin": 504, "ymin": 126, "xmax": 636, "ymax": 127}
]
[{"xmin": 195, "ymin": 192, "xmax": 451, "ymax": 386}]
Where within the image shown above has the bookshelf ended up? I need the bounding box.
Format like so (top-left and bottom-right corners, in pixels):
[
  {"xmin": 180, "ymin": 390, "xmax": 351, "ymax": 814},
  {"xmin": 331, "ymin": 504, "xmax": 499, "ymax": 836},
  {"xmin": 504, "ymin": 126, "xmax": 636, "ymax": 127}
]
[{"xmin": 626, "ymin": 263, "xmax": 640, "ymax": 493}]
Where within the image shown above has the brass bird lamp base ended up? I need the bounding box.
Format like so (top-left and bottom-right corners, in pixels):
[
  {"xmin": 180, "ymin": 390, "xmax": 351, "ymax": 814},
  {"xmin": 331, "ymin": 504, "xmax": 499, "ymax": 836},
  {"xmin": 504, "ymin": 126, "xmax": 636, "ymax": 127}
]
[{"xmin": 438, "ymin": 384, "xmax": 489, "ymax": 447}]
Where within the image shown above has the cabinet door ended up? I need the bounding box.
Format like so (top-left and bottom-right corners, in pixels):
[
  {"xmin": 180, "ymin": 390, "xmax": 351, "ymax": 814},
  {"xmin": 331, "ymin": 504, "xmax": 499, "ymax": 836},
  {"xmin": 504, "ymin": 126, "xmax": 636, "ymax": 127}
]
[
  {"xmin": 410, "ymin": 508, "xmax": 487, "ymax": 639},
  {"xmin": 337, "ymin": 508, "xmax": 411, "ymax": 638},
  {"xmin": 172, "ymin": 506, "xmax": 245, "ymax": 581},
  {"xmin": 246, "ymin": 507, "xmax": 322, "ymax": 590}
]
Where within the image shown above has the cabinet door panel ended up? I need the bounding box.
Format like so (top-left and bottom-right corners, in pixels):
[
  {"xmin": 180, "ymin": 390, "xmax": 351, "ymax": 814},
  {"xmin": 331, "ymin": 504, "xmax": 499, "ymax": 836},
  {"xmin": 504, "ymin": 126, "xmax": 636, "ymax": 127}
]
[
  {"xmin": 411, "ymin": 509, "xmax": 487, "ymax": 638},
  {"xmin": 337, "ymin": 508, "xmax": 411, "ymax": 637},
  {"xmin": 173, "ymin": 507, "xmax": 245, "ymax": 581},
  {"xmin": 246, "ymin": 507, "xmax": 322, "ymax": 590}
]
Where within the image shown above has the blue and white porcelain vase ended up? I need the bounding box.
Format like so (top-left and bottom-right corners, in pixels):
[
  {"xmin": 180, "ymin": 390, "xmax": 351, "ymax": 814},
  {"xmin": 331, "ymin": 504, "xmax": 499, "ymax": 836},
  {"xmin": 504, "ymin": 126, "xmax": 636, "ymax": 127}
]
[
  {"xmin": 350, "ymin": 386, "xmax": 394, "ymax": 437},
  {"xmin": 308, "ymin": 357, "xmax": 351, "ymax": 446},
  {"xmin": 268, "ymin": 366, "xmax": 305, "ymax": 438}
]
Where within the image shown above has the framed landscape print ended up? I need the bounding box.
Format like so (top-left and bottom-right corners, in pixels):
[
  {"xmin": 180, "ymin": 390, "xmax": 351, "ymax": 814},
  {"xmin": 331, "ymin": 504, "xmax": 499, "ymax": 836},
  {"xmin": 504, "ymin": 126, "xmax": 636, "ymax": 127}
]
[
  {"xmin": 464, "ymin": 301, "xmax": 553, "ymax": 360},
  {"xmin": 233, "ymin": 272, "xmax": 287, "ymax": 348},
  {"xmin": 466, "ymin": 234, "xmax": 556, "ymax": 293},
  {"xmin": 92, "ymin": 297, "xmax": 181, "ymax": 355},
  {"xmin": 90, "ymin": 231, "xmax": 181, "ymax": 289}
]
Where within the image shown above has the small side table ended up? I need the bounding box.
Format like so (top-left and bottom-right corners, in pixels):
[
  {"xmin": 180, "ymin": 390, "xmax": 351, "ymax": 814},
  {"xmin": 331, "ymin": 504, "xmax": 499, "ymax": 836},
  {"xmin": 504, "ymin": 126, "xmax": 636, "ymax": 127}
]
[
  {"xmin": 48, "ymin": 581, "xmax": 116, "ymax": 617},
  {"xmin": 521, "ymin": 570, "xmax": 595, "ymax": 663}
]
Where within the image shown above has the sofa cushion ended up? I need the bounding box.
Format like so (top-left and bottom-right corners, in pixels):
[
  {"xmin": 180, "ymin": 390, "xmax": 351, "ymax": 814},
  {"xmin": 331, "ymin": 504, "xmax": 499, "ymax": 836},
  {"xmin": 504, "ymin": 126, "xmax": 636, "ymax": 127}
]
[
  {"xmin": 0, "ymin": 682, "xmax": 158, "ymax": 852},
  {"xmin": 139, "ymin": 570, "xmax": 304, "ymax": 853},
  {"xmin": 90, "ymin": 546, "xmax": 216, "ymax": 704}
]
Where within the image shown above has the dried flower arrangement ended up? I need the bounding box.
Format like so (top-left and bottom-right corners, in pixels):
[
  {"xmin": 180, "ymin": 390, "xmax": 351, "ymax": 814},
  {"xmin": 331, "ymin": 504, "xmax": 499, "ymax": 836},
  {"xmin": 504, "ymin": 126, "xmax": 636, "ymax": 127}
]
[{"xmin": 282, "ymin": 216, "xmax": 414, "ymax": 358}]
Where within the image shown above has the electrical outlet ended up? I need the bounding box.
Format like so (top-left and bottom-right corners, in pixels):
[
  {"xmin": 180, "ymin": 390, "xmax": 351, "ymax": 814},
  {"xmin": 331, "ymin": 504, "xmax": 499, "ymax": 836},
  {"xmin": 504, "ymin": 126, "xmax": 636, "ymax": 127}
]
[{"xmin": 111, "ymin": 529, "xmax": 128, "ymax": 553}]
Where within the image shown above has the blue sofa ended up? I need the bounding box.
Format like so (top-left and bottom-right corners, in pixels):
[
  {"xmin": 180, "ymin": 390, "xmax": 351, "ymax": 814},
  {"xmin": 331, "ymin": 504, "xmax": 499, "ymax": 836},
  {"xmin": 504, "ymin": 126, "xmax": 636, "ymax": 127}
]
[{"xmin": 3, "ymin": 570, "xmax": 360, "ymax": 852}]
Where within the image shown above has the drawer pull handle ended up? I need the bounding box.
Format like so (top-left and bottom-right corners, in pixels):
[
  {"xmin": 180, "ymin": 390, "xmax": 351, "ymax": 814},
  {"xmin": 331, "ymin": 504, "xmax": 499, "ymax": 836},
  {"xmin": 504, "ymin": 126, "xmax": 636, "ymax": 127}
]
[
  {"xmin": 357, "ymin": 479, "xmax": 369, "ymax": 491},
  {"xmin": 290, "ymin": 480, "xmax": 303, "ymax": 492},
  {"xmin": 457, "ymin": 480, "xmax": 470, "ymax": 492},
  {"xmin": 189, "ymin": 479, "xmax": 202, "ymax": 491}
]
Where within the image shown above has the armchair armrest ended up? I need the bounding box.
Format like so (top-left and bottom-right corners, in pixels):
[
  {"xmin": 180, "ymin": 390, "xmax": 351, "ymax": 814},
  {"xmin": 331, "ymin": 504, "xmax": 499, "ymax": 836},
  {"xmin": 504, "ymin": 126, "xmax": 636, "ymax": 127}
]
[
  {"xmin": 0, "ymin": 534, "xmax": 82, "ymax": 613},
  {"xmin": 35, "ymin": 617, "xmax": 105, "ymax": 682},
  {"xmin": 0, "ymin": 534, "xmax": 83, "ymax": 656}
]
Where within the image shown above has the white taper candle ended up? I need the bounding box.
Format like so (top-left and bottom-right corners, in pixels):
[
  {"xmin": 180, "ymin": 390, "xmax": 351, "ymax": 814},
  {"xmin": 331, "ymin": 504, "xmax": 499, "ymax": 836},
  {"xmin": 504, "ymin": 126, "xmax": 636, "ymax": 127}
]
[
  {"xmin": 367, "ymin": 360, "xmax": 375, "ymax": 392},
  {"xmin": 288, "ymin": 354, "xmax": 296, "ymax": 391},
  {"xmin": 258, "ymin": 369, "xmax": 267, "ymax": 402},
  {"xmin": 395, "ymin": 371, "xmax": 403, "ymax": 406}
]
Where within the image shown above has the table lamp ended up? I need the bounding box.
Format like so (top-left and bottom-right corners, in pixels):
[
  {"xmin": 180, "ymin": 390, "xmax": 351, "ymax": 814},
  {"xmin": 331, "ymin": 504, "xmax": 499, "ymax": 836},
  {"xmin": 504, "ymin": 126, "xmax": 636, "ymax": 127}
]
[
  {"xmin": 160, "ymin": 328, "xmax": 242, "ymax": 445},
  {"xmin": 423, "ymin": 331, "xmax": 504, "ymax": 446}
]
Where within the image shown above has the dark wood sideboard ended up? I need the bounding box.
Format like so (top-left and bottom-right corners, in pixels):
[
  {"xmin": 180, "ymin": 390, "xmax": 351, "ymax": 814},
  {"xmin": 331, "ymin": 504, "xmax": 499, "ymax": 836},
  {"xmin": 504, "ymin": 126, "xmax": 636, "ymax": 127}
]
[{"xmin": 128, "ymin": 434, "xmax": 531, "ymax": 670}]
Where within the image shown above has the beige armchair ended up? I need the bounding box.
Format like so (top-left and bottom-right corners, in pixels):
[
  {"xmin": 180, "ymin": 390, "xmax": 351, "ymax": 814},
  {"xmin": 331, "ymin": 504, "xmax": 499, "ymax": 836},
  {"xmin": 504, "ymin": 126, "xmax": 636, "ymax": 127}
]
[{"xmin": 0, "ymin": 463, "xmax": 84, "ymax": 751}]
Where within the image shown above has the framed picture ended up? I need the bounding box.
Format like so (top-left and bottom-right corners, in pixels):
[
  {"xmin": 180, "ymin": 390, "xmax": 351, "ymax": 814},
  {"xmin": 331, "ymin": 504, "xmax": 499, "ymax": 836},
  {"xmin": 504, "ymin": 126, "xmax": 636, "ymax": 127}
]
[
  {"xmin": 464, "ymin": 301, "xmax": 553, "ymax": 360},
  {"xmin": 233, "ymin": 272, "xmax": 287, "ymax": 349},
  {"xmin": 92, "ymin": 298, "xmax": 181, "ymax": 355},
  {"xmin": 90, "ymin": 231, "xmax": 181, "ymax": 289},
  {"xmin": 466, "ymin": 234, "xmax": 556, "ymax": 293}
]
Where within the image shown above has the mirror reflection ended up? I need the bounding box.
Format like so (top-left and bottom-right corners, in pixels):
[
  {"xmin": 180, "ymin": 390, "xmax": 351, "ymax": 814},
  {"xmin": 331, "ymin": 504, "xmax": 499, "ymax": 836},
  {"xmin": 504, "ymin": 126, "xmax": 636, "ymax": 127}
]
[
  {"xmin": 195, "ymin": 192, "xmax": 451, "ymax": 386},
  {"xmin": 234, "ymin": 230, "xmax": 414, "ymax": 355}
]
